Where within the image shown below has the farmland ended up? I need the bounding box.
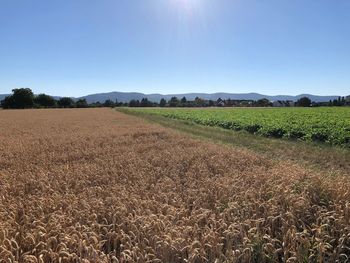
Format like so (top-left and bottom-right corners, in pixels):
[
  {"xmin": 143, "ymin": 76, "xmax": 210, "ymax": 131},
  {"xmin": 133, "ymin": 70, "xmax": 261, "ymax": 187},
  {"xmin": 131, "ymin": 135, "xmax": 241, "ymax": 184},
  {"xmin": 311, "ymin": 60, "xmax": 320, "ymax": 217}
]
[
  {"xmin": 122, "ymin": 107, "xmax": 350, "ymax": 147},
  {"xmin": 1, "ymin": 109, "xmax": 350, "ymax": 262}
]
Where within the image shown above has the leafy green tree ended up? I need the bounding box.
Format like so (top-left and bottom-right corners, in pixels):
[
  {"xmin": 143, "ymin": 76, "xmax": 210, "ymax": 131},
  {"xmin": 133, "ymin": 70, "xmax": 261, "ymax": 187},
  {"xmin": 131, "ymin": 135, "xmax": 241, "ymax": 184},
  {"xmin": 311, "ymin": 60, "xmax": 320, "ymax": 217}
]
[
  {"xmin": 115, "ymin": 99, "xmax": 122, "ymax": 107},
  {"xmin": 169, "ymin": 97, "xmax": 179, "ymax": 107},
  {"xmin": 1, "ymin": 88, "xmax": 35, "ymax": 109},
  {"xmin": 1, "ymin": 95, "xmax": 15, "ymax": 109},
  {"xmin": 103, "ymin": 99, "xmax": 115, "ymax": 107},
  {"xmin": 129, "ymin": 99, "xmax": 140, "ymax": 107},
  {"xmin": 94, "ymin": 101, "xmax": 102, "ymax": 107},
  {"xmin": 76, "ymin": 99, "xmax": 88, "ymax": 108},
  {"xmin": 58, "ymin": 97, "xmax": 75, "ymax": 108},
  {"xmin": 159, "ymin": 98, "xmax": 167, "ymax": 107},
  {"xmin": 34, "ymin": 94, "xmax": 56, "ymax": 107},
  {"xmin": 255, "ymin": 98, "xmax": 272, "ymax": 107},
  {"xmin": 194, "ymin": 97, "xmax": 206, "ymax": 107},
  {"xmin": 297, "ymin": 97, "xmax": 311, "ymax": 107},
  {"xmin": 13, "ymin": 88, "xmax": 35, "ymax": 108},
  {"xmin": 180, "ymin": 97, "xmax": 187, "ymax": 107},
  {"xmin": 140, "ymin": 98, "xmax": 152, "ymax": 107}
]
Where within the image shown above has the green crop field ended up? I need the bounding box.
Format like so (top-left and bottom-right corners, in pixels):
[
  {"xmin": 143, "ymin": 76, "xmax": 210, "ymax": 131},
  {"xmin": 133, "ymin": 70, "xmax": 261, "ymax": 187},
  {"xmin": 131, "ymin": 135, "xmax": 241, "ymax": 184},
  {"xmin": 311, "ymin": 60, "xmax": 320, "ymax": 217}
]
[{"xmin": 123, "ymin": 107, "xmax": 350, "ymax": 147}]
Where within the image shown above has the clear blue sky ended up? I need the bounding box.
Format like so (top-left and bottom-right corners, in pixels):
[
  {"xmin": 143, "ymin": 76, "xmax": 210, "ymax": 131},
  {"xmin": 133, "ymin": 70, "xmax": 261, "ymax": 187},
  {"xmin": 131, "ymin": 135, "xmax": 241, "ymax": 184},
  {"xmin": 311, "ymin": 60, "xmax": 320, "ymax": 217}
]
[{"xmin": 0, "ymin": 0, "xmax": 349, "ymax": 97}]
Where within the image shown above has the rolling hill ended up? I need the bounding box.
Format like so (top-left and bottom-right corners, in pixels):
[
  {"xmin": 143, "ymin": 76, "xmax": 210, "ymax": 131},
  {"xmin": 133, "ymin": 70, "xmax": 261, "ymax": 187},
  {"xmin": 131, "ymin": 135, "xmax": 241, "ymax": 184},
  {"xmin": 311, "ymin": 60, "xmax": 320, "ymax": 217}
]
[
  {"xmin": 78, "ymin": 92, "xmax": 340, "ymax": 103},
  {"xmin": 0, "ymin": 92, "xmax": 342, "ymax": 104}
]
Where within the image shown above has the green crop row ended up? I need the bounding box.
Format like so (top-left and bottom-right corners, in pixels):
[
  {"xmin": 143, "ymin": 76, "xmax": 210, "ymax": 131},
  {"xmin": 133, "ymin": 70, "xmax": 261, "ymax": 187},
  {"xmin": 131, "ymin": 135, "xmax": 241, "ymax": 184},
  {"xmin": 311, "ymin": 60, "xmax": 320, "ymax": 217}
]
[{"xmin": 123, "ymin": 107, "xmax": 350, "ymax": 147}]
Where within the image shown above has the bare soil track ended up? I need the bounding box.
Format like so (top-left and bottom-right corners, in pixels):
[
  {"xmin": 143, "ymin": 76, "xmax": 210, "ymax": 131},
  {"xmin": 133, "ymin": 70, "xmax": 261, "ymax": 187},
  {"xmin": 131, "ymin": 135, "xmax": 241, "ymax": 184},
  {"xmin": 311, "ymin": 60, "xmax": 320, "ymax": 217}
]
[{"xmin": 0, "ymin": 108, "xmax": 349, "ymax": 263}]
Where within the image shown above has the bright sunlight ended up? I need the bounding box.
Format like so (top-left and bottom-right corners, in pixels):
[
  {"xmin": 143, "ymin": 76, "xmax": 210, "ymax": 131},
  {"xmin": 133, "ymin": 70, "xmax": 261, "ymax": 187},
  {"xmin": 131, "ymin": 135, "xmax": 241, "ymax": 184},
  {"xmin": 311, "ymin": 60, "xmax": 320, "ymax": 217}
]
[{"xmin": 170, "ymin": 0, "xmax": 203, "ymax": 16}]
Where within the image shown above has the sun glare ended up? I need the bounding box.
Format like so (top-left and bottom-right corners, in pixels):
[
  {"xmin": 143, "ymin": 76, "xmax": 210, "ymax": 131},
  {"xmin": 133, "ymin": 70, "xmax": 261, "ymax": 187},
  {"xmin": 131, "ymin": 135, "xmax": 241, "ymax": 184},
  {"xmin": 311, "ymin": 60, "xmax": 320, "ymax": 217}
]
[{"xmin": 170, "ymin": 0, "xmax": 202, "ymax": 15}]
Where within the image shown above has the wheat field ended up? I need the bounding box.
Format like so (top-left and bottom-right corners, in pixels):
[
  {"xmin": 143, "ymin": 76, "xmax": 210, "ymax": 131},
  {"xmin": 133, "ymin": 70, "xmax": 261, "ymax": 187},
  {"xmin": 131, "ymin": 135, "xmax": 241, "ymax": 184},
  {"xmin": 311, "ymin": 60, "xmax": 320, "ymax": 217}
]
[{"xmin": 0, "ymin": 108, "xmax": 349, "ymax": 263}]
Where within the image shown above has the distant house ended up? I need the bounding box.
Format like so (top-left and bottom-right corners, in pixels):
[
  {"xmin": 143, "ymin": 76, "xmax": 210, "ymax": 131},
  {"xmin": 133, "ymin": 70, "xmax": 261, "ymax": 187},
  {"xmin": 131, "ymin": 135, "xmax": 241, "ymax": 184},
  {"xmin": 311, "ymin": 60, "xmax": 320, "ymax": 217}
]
[
  {"xmin": 217, "ymin": 101, "xmax": 225, "ymax": 107},
  {"xmin": 273, "ymin": 100, "xmax": 294, "ymax": 107},
  {"xmin": 215, "ymin": 98, "xmax": 225, "ymax": 107}
]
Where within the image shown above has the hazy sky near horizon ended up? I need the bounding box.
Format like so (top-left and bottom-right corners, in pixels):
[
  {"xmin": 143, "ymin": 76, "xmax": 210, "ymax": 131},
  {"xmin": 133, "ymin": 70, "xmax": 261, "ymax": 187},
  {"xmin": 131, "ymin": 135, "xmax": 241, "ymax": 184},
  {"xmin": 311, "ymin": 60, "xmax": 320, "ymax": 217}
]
[{"xmin": 0, "ymin": 0, "xmax": 349, "ymax": 97}]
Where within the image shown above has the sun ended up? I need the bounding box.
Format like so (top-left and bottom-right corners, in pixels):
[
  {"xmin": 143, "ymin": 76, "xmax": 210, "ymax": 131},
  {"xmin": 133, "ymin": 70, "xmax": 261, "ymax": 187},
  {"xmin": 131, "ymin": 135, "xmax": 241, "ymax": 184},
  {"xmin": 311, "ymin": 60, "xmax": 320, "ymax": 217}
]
[{"xmin": 170, "ymin": 0, "xmax": 202, "ymax": 15}]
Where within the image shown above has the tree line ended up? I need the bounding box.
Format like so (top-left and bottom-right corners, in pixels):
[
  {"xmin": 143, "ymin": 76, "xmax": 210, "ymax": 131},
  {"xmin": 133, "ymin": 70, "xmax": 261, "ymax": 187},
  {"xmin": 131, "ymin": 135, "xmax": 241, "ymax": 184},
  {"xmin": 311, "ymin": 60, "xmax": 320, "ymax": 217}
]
[
  {"xmin": 127, "ymin": 97, "xmax": 274, "ymax": 107},
  {"xmin": 327, "ymin": 97, "xmax": 349, "ymax": 107},
  {"xmin": 0, "ymin": 88, "xmax": 121, "ymax": 109},
  {"xmin": 1, "ymin": 88, "xmax": 349, "ymax": 109},
  {"xmin": 126, "ymin": 96, "xmax": 349, "ymax": 107}
]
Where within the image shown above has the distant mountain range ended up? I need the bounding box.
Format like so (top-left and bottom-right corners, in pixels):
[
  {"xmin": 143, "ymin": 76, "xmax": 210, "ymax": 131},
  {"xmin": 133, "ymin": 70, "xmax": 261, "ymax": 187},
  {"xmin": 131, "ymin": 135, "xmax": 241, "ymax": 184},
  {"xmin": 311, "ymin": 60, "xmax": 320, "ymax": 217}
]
[
  {"xmin": 77, "ymin": 92, "xmax": 341, "ymax": 103},
  {"xmin": 0, "ymin": 92, "xmax": 343, "ymax": 103}
]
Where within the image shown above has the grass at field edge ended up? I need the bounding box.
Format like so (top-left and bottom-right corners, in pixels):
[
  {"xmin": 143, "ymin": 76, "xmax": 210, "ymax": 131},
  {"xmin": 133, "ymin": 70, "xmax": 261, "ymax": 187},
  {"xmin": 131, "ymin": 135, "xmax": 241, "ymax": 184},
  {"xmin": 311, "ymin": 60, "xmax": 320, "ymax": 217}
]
[{"xmin": 117, "ymin": 108, "xmax": 350, "ymax": 177}]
